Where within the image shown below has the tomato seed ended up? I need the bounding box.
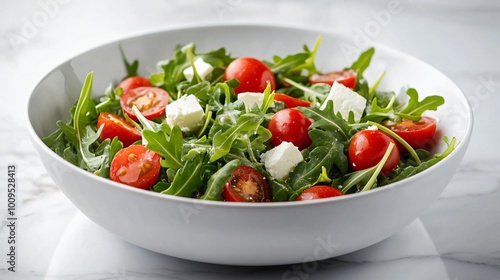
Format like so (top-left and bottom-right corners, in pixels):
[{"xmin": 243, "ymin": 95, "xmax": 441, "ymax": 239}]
[
  {"xmin": 128, "ymin": 153, "xmax": 137, "ymax": 162},
  {"xmin": 118, "ymin": 167, "xmax": 127, "ymax": 176}
]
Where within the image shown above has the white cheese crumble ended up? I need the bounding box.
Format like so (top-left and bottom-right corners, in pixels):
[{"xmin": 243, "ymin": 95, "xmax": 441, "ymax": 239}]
[
  {"xmin": 320, "ymin": 81, "xmax": 366, "ymax": 122},
  {"xmin": 183, "ymin": 57, "xmax": 214, "ymax": 82},
  {"xmin": 237, "ymin": 92, "xmax": 269, "ymax": 109},
  {"xmin": 165, "ymin": 95, "xmax": 204, "ymax": 132},
  {"xmin": 260, "ymin": 142, "xmax": 304, "ymax": 180}
]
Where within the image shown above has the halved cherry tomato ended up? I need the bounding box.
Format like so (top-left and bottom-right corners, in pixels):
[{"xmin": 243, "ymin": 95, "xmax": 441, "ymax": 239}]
[
  {"xmin": 268, "ymin": 108, "xmax": 312, "ymax": 150},
  {"xmin": 383, "ymin": 116, "xmax": 437, "ymax": 150},
  {"xmin": 223, "ymin": 165, "xmax": 271, "ymax": 202},
  {"xmin": 117, "ymin": 76, "xmax": 152, "ymax": 92},
  {"xmin": 97, "ymin": 112, "xmax": 141, "ymax": 147},
  {"xmin": 120, "ymin": 86, "xmax": 169, "ymax": 121},
  {"xmin": 224, "ymin": 57, "xmax": 276, "ymax": 94},
  {"xmin": 110, "ymin": 145, "xmax": 161, "ymax": 190},
  {"xmin": 296, "ymin": 185, "xmax": 344, "ymax": 201},
  {"xmin": 274, "ymin": 93, "xmax": 312, "ymax": 108},
  {"xmin": 309, "ymin": 70, "xmax": 357, "ymax": 89},
  {"xmin": 348, "ymin": 129, "xmax": 400, "ymax": 175}
]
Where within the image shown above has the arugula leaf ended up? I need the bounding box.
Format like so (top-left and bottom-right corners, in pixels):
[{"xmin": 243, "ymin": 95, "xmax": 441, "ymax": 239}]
[
  {"xmin": 281, "ymin": 77, "xmax": 330, "ymax": 103},
  {"xmin": 268, "ymin": 178, "xmax": 292, "ymax": 202},
  {"xmin": 161, "ymin": 45, "xmax": 191, "ymax": 99},
  {"xmin": 384, "ymin": 137, "xmax": 457, "ymax": 184},
  {"xmin": 397, "ymin": 88, "xmax": 445, "ymax": 121},
  {"xmin": 96, "ymin": 84, "xmax": 122, "ymax": 115},
  {"xmin": 269, "ymin": 35, "xmax": 321, "ymax": 75},
  {"xmin": 298, "ymin": 101, "xmax": 350, "ymax": 141},
  {"xmin": 287, "ymin": 129, "xmax": 347, "ymax": 196},
  {"xmin": 200, "ymin": 159, "xmax": 241, "ymax": 201},
  {"xmin": 349, "ymin": 47, "xmax": 375, "ymax": 80},
  {"xmin": 95, "ymin": 137, "xmax": 123, "ymax": 178},
  {"xmin": 119, "ymin": 45, "xmax": 139, "ymax": 79},
  {"xmin": 362, "ymin": 88, "xmax": 444, "ymax": 123},
  {"xmin": 143, "ymin": 124, "xmax": 183, "ymax": 169},
  {"xmin": 72, "ymin": 72, "xmax": 108, "ymax": 172},
  {"xmin": 210, "ymin": 113, "xmax": 263, "ymax": 162},
  {"xmin": 162, "ymin": 152, "xmax": 206, "ymax": 197}
]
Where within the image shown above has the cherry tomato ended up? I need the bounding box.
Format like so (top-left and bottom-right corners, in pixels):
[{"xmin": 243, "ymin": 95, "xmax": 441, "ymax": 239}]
[
  {"xmin": 296, "ymin": 185, "xmax": 344, "ymax": 201},
  {"xmin": 309, "ymin": 70, "xmax": 357, "ymax": 89},
  {"xmin": 223, "ymin": 165, "xmax": 271, "ymax": 202},
  {"xmin": 274, "ymin": 93, "xmax": 312, "ymax": 108},
  {"xmin": 110, "ymin": 145, "xmax": 161, "ymax": 190},
  {"xmin": 348, "ymin": 130, "xmax": 400, "ymax": 175},
  {"xmin": 383, "ymin": 116, "xmax": 437, "ymax": 150},
  {"xmin": 120, "ymin": 86, "xmax": 169, "ymax": 121},
  {"xmin": 97, "ymin": 112, "xmax": 142, "ymax": 147},
  {"xmin": 224, "ymin": 57, "xmax": 276, "ymax": 94},
  {"xmin": 117, "ymin": 76, "xmax": 152, "ymax": 92},
  {"xmin": 268, "ymin": 108, "xmax": 312, "ymax": 150}
]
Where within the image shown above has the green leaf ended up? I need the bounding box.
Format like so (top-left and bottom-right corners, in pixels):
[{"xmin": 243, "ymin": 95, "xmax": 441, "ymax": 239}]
[
  {"xmin": 143, "ymin": 124, "xmax": 183, "ymax": 169},
  {"xmin": 210, "ymin": 113, "xmax": 262, "ymax": 162},
  {"xmin": 269, "ymin": 35, "xmax": 321, "ymax": 75},
  {"xmin": 72, "ymin": 72, "xmax": 106, "ymax": 172},
  {"xmin": 119, "ymin": 45, "xmax": 139, "ymax": 79},
  {"xmin": 297, "ymin": 101, "xmax": 350, "ymax": 141},
  {"xmin": 95, "ymin": 137, "xmax": 123, "ymax": 178},
  {"xmin": 287, "ymin": 135, "xmax": 346, "ymax": 194},
  {"xmin": 350, "ymin": 47, "xmax": 375, "ymax": 79},
  {"xmin": 397, "ymin": 88, "xmax": 445, "ymax": 121},
  {"xmin": 268, "ymin": 178, "xmax": 292, "ymax": 202},
  {"xmin": 162, "ymin": 153, "xmax": 206, "ymax": 197},
  {"xmin": 385, "ymin": 137, "xmax": 457, "ymax": 184},
  {"xmin": 200, "ymin": 159, "xmax": 241, "ymax": 201}
]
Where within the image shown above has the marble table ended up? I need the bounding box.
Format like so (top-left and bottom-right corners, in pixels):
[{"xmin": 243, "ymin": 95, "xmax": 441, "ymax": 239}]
[{"xmin": 1, "ymin": 0, "xmax": 499, "ymax": 279}]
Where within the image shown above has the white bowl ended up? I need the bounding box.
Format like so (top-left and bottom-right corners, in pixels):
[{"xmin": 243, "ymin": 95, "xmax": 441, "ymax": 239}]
[{"xmin": 27, "ymin": 24, "xmax": 472, "ymax": 266}]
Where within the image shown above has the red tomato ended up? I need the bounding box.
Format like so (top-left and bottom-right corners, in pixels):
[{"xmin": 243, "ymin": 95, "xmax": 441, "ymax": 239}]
[
  {"xmin": 274, "ymin": 93, "xmax": 312, "ymax": 108},
  {"xmin": 117, "ymin": 76, "xmax": 152, "ymax": 92},
  {"xmin": 223, "ymin": 165, "xmax": 271, "ymax": 202},
  {"xmin": 120, "ymin": 87, "xmax": 169, "ymax": 121},
  {"xmin": 296, "ymin": 185, "xmax": 344, "ymax": 201},
  {"xmin": 97, "ymin": 112, "xmax": 142, "ymax": 147},
  {"xmin": 224, "ymin": 57, "xmax": 276, "ymax": 94},
  {"xmin": 383, "ymin": 116, "xmax": 437, "ymax": 150},
  {"xmin": 309, "ymin": 70, "xmax": 357, "ymax": 89},
  {"xmin": 110, "ymin": 145, "xmax": 161, "ymax": 190},
  {"xmin": 268, "ymin": 108, "xmax": 312, "ymax": 150},
  {"xmin": 348, "ymin": 130, "xmax": 400, "ymax": 175}
]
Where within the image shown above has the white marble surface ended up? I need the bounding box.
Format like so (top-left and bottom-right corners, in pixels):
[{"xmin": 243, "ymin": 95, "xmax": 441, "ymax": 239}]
[{"xmin": 1, "ymin": 0, "xmax": 500, "ymax": 279}]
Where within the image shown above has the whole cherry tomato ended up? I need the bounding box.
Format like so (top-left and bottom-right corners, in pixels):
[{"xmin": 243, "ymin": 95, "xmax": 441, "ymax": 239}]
[
  {"xmin": 348, "ymin": 129, "xmax": 400, "ymax": 175},
  {"xmin": 268, "ymin": 108, "xmax": 312, "ymax": 150},
  {"xmin": 224, "ymin": 57, "xmax": 276, "ymax": 94},
  {"xmin": 296, "ymin": 185, "xmax": 344, "ymax": 201}
]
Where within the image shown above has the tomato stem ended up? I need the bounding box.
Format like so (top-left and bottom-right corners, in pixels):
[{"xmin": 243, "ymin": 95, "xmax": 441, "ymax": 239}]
[
  {"xmin": 361, "ymin": 142, "xmax": 395, "ymax": 192},
  {"xmin": 367, "ymin": 121, "xmax": 421, "ymax": 165}
]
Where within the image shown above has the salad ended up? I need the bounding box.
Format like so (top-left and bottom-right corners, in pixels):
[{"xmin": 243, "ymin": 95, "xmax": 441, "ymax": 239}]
[{"xmin": 43, "ymin": 36, "xmax": 456, "ymax": 202}]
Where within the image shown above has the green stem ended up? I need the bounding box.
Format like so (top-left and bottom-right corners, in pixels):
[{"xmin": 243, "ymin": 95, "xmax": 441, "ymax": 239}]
[
  {"xmin": 361, "ymin": 142, "xmax": 395, "ymax": 191},
  {"xmin": 369, "ymin": 71, "xmax": 386, "ymax": 98},
  {"xmin": 367, "ymin": 121, "xmax": 421, "ymax": 165}
]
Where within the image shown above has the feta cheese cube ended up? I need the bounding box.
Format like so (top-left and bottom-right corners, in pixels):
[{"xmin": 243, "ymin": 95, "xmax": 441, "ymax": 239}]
[
  {"xmin": 183, "ymin": 57, "xmax": 214, "ymax": 82},
  {"xmin": 165, "ymin": 95, "xmax": 204, "ymax": 132},
  {"xmin": 260, "ymin": 142, "xmax": 304, "ymax": 180},
  {"xmin": 320, "ymin": 81, "xmax": 366, "ymax": 122},
  {"xmin": 237, "ymin": 92, "xmax": 264, "ymax": 108}
]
